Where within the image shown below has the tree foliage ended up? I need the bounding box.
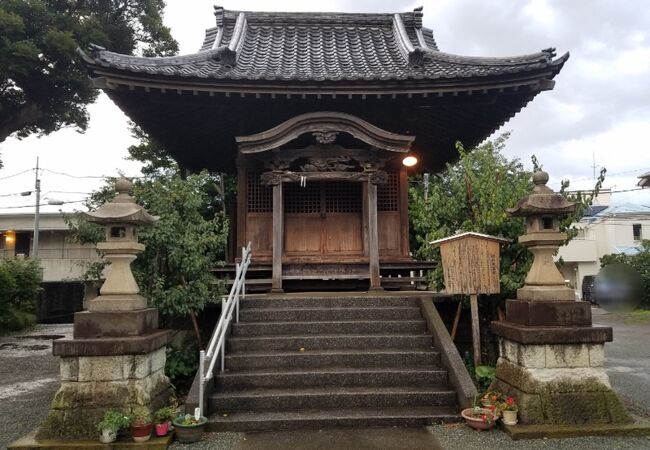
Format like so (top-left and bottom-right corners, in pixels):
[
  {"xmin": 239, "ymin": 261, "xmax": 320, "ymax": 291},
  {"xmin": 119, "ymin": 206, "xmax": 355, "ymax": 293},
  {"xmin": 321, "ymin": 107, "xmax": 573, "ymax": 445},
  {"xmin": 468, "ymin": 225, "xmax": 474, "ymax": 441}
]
[
  {"xmin": 600, "ymin": 240, "xmax": 650, "ymax": 308},
  {"xmin": 0, "ymin": 257, "xmax": 42, "ymax": 332},
  {"xmin": 409, "ymin": 134, "xmax": 534, "ymax": 295},
  {"xmin": 67, "ymin": 170, "xmax": 229, "ymax": 319},
  {"xmin": 409, "ymin": 134, "xmax": 606, "ymax": 296},
  {"xmin": 0, "ymin": 0, "xmax": 178, "ymax": 143}
]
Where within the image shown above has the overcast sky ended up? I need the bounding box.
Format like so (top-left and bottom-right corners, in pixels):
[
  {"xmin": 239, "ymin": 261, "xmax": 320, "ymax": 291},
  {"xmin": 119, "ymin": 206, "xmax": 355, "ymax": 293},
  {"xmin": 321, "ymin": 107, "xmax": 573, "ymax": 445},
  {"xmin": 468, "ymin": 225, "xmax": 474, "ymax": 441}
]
[{"xmin": 0, "ymin": 0, "xmax": 648, "ymax": 213}]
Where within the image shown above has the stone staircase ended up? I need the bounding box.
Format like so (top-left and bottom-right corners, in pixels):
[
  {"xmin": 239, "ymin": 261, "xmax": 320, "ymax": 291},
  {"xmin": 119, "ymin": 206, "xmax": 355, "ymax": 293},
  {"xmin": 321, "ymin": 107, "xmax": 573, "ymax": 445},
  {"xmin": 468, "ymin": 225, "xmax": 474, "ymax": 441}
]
[{"xmin": 206, "ymin": 293, "xmax": 460, "ymax": 431}]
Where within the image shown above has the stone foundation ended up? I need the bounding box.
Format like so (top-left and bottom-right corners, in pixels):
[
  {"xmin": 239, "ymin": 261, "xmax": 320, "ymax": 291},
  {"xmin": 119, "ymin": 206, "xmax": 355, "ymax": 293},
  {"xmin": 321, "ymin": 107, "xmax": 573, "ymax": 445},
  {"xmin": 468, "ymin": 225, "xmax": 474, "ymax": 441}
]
[
  {"xmin": 491, "ymin": 338, "xmax": 632, "ymax": 425},
  {"xmin": 37, "ymin": 348, "xmax": 172, "ymax": 439}
]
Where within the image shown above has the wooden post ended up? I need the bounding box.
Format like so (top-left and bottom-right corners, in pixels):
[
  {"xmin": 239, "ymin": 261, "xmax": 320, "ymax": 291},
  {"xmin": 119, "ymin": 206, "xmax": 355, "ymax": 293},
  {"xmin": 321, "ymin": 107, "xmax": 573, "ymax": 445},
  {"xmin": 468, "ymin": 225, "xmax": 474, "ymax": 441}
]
[
  {"xmin": 470, "ymin": 293, "xmax": 481, "ymax": 367},
  {"xmin": 271, "ymin": 182, "xmax": 283, "ymax": 293},
  {"xmin": 367, "ymin": 180, "xmax": 381, "ymax": 290},
  {"xmin": 450, "ymin": 301, "xmax": 462, "ymax": 341}
]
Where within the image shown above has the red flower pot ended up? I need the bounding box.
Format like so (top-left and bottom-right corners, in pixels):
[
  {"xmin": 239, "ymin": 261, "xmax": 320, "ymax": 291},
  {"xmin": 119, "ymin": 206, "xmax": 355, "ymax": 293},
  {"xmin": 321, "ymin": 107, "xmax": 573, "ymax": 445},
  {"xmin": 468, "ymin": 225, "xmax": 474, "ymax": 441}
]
[
  {"xmin": 155, "ymin": 422, "xmax": 169, "ymax": 437},
  {"xmin": 131, "ymin": 422, "xmax": 152, "ymax": 442}
]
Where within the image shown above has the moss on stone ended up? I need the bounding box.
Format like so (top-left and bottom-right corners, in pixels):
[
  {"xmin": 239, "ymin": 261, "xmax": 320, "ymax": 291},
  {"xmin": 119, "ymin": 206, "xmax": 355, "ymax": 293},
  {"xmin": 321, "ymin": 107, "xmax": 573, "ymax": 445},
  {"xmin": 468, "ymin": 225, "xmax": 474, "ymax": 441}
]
[{"xmin": 603, "ymin": 391, "xmax": 634, "ymax": 424}]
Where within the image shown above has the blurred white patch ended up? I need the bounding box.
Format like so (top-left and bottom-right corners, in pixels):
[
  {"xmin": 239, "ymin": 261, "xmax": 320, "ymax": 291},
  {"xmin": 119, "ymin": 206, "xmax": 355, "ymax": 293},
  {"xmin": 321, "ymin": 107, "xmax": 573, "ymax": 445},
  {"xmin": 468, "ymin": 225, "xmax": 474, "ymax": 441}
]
[{"xmin": 0, "ymin": 378, "xmax": 57, "ymax": 400}]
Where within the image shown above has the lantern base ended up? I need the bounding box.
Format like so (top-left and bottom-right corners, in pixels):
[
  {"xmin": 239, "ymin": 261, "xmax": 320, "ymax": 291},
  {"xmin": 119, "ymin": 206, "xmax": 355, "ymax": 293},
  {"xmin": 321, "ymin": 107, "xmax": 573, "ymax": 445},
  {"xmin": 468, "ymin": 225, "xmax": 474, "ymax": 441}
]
[
  {"xmin": 73, "ymin": 308, "xmax": 159, "ymax": 338},
  {"xmin": 517, "ymin": 285, "xmax": 575, "ymax": 302},
  {"xmin": 505, "ymin": 299, "xmax": 592, "ymax": 327},
  {"xmin": 87, "ymin": 294, "xmax": 148, "ymax": 312}
]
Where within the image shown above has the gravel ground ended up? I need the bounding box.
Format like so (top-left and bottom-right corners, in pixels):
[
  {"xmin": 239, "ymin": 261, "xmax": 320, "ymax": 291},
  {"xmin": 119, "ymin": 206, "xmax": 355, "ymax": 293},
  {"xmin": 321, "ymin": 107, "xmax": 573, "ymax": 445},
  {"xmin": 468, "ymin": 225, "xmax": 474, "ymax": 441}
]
[
  {"xmin": 430, "ymin": 423, "xmax": 650, "ymax": 450},
  {"xmin": 0, "ymin": 324, "xmax": 72, "ymax": 450},
  {"xmin": 169, "ymin": 431, "xmax": 242, "ymax": 450}
]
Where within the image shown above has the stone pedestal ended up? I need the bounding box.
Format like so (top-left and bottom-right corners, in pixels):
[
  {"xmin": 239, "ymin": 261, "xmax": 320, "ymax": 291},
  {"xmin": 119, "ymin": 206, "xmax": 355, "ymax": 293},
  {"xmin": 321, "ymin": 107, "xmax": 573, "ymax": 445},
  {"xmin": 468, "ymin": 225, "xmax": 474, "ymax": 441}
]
[
  {"xmin": 491, "ymin": 315, "xmax": 631, "ymax": 425},
  {"xmin": 38, "ymin": 346, "xmax": 171, "ymax": 439},
  {"xmin": 37, "ymin": 315, "xmax": 172, "ymax": 439}
]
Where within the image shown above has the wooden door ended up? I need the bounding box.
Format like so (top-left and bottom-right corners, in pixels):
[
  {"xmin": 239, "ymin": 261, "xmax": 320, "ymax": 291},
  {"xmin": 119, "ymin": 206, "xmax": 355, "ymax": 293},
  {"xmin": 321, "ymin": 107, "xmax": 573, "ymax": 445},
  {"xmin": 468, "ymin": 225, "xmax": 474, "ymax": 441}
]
[{"xmin": 284, "ymin": 181, "xmax": 363, "ymax": 257}]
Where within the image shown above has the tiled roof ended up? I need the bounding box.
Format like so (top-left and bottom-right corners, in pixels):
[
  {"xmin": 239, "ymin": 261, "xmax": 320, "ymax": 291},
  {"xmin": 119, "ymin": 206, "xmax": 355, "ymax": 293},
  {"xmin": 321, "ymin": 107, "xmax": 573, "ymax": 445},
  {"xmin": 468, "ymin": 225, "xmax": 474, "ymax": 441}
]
[
  {"xmin": 582, "ymin": 205, "xmax": 608, "ymax": 217},
  {"xmin": 81, "ymin": 7, "xmax": 567, "ymax": 83}
]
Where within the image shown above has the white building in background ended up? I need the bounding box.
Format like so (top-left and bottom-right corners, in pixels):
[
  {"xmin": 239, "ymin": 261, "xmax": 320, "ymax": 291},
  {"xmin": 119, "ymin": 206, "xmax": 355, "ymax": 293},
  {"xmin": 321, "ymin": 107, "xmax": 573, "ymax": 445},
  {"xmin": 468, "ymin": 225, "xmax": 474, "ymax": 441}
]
[
  {"xmin": 0, "ymin": 212, "xmax": 100, "ymax": 322},
  {"xmin": 0, "ymin": 212, "xmax": 99, "ymax": 282},
  {"xmin": 557, "ymin": 201, "xmax": 650, "ymax": 299}
]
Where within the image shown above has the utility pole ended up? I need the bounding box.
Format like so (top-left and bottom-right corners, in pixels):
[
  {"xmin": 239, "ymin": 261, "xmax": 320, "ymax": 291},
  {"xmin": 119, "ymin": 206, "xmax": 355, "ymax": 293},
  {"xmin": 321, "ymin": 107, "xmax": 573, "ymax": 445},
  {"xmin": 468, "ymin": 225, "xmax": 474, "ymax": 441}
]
[
  {"xmin": 33, "ymin": 157, "xmax": 40, "ymax": 258},
  {"xmin": 591, "ymin": 152, "xmax": 598, "ymax": 182}
]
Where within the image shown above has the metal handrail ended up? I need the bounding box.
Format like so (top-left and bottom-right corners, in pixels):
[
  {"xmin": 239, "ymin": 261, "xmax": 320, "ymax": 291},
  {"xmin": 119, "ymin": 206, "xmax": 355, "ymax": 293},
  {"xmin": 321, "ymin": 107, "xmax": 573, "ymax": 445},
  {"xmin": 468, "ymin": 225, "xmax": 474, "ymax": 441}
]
[{"xmin": 198, "ymin": 242, "xmax": 252, "ymax": 416}]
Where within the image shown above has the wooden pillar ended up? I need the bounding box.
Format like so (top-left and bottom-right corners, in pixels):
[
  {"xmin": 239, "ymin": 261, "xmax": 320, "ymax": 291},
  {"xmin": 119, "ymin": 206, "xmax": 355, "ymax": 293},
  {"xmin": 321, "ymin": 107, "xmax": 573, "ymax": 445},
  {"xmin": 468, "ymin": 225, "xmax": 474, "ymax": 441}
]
[
  {"xmin": 367, "ymin": 180, "xmax": 382, "ymax": 290},
  {"xmin": 271, "ymin": 182, "xmax": 283, "ymax": 293}
]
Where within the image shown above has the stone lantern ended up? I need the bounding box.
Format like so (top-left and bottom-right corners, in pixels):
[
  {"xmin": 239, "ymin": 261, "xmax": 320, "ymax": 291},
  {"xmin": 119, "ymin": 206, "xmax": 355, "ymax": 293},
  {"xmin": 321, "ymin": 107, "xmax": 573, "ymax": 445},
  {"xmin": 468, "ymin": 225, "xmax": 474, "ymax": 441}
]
[
  {"xmin": 491, "ymin": 170, "xmax": 632, "ymax": 427},
  {"xmin": 37, "ymin": 178, "xmax": 172, "ymax": 440},
  {"xmin": 85, "ymin": 177, "xmax": 157, "ymax": 312},
  {"xmin": 507, "ymin": 170, "xmax": 576, "ymax": 302}
]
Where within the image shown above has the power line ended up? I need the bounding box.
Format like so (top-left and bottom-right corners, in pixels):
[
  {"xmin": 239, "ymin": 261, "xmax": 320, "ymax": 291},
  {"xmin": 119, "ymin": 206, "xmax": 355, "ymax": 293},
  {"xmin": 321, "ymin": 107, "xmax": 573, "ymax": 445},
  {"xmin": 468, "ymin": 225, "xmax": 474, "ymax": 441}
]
[
  {"xmin": 0, "ymin": 168, "xmax": 33, "ymax": 181},
  {"xmin": 0, "ymin": 191, "xmax": 30, "ymax": 198},
  {"xmin": 42, "ymin": 169, "xmax": 109, "ymax": 179},
  {"xmin": 0, "ymin": 199, "xmax": 86, "ymax": 210}
]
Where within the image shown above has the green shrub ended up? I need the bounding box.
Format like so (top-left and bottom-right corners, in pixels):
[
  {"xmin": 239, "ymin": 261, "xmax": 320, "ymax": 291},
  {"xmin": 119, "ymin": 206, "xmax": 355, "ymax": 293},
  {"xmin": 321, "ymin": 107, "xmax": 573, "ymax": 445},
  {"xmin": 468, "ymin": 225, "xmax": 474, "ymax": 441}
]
[
  {"xmin": 165, "ymin": 340, "xmax": 199, "ymax": 388},
  {"xmin": 0, "ymin": 258, "xmax": 42, "ymax": 333}
]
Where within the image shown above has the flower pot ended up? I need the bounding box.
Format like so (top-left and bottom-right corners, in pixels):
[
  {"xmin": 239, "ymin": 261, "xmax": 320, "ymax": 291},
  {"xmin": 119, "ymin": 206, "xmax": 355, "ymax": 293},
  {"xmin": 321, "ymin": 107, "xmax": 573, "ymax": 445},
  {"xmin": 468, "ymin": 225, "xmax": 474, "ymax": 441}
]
[
  {"xmin": 99, "ymin": 429, "xmax": 117, "ymax": 444},
  {"xmin": 461, "ymin": 408, "xmax": 498, "ymax": 431},
  {"xmin": 502, "ymin": 410, "xmax": 518, "ymax": 426},
  {"xmin": 172, "ymin": 416, "xmax": 207, "ymax": 443},
  {"xmin": 131, "ymin": 422, "xmax": 153, "ymax": 442},
  {"xmin": 155, "ymin": 422, "xmax": 169, "ymax": 437}
]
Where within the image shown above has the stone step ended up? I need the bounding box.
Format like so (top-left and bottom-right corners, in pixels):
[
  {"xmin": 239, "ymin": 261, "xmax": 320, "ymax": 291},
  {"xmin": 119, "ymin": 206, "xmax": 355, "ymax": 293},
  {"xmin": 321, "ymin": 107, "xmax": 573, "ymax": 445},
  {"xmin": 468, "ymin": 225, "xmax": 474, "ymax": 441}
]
[
  {"xmin": 240, "ymin": 295, "xmax": 421, "ymax": 309},
  {"xmin": 238, "ymin": 307, "xmax": 423, "ymax": 322},
  {"xmin": 232, "ymin": 320, "xmax": 427, "ymax": 336},
  {"xmin": 216, "ymin": 367, "xmax": 448, "ymax": 389},
  {"xmin": 206, "ymin": 406, "xmax": 460, "ymax": 432},
  {"xmin": 227, "ymin": 334, "xmax": 433, "ymax": 352},
  {"xmin": 224, "ymin": 348, "xmax": 440, "ymax": 371},
  {"xmin": 209, "ymin": 386, "xmax": 457, "ymax": 411}
]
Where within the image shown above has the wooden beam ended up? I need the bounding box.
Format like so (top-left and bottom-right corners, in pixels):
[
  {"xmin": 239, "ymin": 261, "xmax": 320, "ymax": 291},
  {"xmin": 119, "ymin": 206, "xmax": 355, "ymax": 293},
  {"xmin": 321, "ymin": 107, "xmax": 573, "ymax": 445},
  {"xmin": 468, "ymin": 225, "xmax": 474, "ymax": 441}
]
[
  {"xmin": 271, "ymin": 183, "xmax": 284, "ymax": 292},
  {"xmin": 367, "ymin": 181, "xmax": 382, "ymax": 290}
]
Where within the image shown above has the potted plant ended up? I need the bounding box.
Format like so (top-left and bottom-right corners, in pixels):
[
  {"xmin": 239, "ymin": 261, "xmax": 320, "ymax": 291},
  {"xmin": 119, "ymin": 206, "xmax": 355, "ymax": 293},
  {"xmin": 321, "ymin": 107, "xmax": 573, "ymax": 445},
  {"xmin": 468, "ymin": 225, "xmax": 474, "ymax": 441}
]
[
  {"xmin": 172, "ymin": 412, "xmax": 208, "ymax": 443},
  {"xmin": 500, "ymin": 395, "xmax": 519, "ymax": 425},
  {"xmin": 96, "ymin": 410, "xmax": 131, "ymax": 443},
  {"xmin": 461, "ymin": 406, "xmax": 499, "ymax": 431},
  {"xmin": 130, "ymin": 406, "xmax": 153, "ymax": 442},
  {"xmin": 153, "ymin": 406, "xmax": 175, "ymax": 437},
  {"xmin": 461, "ymin": 392, "xmax": 500, "ymax": 431}
]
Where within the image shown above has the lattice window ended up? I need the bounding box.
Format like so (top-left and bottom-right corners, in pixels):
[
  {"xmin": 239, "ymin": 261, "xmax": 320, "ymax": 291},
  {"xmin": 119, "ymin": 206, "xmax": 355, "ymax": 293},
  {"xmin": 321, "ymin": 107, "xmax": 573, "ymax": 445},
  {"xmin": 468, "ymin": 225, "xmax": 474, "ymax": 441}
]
[
  {"xmin": 325, "ymin": 182, "xmax": 362, "ymax": 213},
  {"xmin": 377, "ymin": 170, "xmax": 399, "ymax": 212},
  {"xmin": 285, "ymin": 182, "xmax": 321, "ymax": 214},
  {"xmin": 247, "ymin": 171, "xmax": 272, "ymax": 213}
]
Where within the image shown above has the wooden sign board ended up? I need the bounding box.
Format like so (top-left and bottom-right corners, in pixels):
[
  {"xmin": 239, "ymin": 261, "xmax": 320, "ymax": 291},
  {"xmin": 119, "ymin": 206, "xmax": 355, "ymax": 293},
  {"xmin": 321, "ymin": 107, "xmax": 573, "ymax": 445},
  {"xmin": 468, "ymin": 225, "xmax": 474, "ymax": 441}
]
[
  {"xmin": 431, "ymin": 232, "xmax": 510, "ymax": 367},
  {"xmin": 432, "ymin": 232, "xmax": 508, "ymax": 295}
]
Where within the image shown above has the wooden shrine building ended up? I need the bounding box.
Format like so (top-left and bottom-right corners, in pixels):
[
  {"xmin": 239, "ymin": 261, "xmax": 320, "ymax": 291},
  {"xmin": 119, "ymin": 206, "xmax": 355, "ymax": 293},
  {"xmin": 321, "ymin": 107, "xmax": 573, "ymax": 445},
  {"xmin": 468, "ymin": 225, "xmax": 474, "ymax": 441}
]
[{"xmin": 80, "ymin": 6, "xmax": 567, "ymax": 292}]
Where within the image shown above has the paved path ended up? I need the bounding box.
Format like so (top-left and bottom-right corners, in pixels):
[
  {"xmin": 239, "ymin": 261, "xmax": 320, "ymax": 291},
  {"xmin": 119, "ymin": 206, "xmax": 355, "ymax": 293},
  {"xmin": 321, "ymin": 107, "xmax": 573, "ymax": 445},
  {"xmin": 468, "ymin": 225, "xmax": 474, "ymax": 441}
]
[
  {"xmin": 594, "ymin": 308, "xmax": 650, "ymax": 418},
  {"xmin": 0, "ymin": 324, "xmax": 71, "ymax": 450}
]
